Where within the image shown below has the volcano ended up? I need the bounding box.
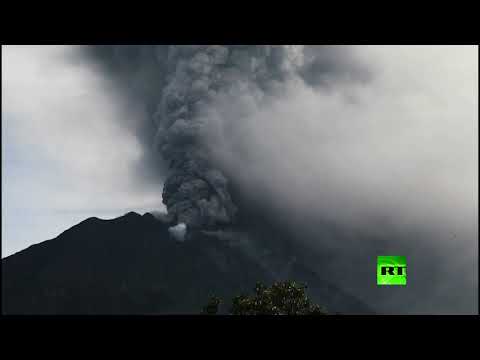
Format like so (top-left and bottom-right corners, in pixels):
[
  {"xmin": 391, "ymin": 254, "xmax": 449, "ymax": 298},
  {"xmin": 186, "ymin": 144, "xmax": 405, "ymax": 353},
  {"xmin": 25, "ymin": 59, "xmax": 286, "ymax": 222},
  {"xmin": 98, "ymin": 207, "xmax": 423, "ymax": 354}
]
[{"xmin": 2, "ymin": 212, "xmax": 372, "ymax": 314}]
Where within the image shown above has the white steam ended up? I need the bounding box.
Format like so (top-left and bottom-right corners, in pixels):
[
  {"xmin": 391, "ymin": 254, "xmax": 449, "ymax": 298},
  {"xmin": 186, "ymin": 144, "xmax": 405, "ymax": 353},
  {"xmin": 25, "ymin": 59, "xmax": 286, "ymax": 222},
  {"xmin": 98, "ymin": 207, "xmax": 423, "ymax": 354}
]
[{"xmin": 168, "ymin": 222, "xmax": 187, "ymax": 242}]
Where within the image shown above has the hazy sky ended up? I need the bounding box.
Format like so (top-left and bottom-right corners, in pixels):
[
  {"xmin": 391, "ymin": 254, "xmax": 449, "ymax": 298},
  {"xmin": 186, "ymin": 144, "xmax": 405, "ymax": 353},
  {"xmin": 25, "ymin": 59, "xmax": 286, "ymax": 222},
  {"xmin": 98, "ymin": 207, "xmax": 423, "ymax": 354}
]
[{"xmin": 2, "ymin": 45, "xmax": 165, "ymax": 257}]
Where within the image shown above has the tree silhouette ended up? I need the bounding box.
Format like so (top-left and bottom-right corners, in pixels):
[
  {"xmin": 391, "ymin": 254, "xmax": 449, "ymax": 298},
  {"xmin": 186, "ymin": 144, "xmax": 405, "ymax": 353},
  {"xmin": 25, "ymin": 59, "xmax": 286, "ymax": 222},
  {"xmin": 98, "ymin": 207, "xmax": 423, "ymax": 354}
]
[{"xmin": 202, "ymin": 280, "xmax": 328, "ymax": 315}]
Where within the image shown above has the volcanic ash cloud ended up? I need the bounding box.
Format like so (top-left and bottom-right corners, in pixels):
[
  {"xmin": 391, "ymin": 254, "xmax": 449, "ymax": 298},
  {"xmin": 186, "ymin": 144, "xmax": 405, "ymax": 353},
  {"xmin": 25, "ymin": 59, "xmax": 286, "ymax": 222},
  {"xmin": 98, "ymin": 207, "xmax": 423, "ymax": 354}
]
[{"xmin": 152, "ymin": 45, "xmax": 308, "ymax": 230}]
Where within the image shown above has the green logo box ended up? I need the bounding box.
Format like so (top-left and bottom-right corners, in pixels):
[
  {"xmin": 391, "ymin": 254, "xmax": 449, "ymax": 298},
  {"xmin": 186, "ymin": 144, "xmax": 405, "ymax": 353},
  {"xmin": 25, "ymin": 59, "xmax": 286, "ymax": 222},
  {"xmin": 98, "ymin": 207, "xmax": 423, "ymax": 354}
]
[{"xmin": 377, "ymin": 256, "xmax": 407, "ymax": 286}]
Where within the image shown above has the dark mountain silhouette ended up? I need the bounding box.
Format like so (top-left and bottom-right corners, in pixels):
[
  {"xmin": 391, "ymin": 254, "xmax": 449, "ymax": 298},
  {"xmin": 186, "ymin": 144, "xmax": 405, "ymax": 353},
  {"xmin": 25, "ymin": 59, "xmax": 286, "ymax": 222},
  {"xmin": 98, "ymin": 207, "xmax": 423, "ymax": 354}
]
[{"xmin": 2, "ymin": 212, "xmax": 372, "ymax": 314}]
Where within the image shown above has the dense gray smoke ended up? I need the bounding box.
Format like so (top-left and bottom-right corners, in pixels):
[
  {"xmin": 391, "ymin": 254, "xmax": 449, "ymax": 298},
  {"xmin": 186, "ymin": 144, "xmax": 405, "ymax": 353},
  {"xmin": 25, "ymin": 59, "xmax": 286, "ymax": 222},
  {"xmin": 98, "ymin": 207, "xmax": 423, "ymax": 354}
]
[
  {"xmin": 86, "ymin": 45, "xmax": 477, "ymax": 314},
  {"xmin": 112, "ymin": 45, "xmax": 365, "ymax": 230},
  {"xmin": 152, "ymin": 46, "xmax": 298, "ymax": 229}
]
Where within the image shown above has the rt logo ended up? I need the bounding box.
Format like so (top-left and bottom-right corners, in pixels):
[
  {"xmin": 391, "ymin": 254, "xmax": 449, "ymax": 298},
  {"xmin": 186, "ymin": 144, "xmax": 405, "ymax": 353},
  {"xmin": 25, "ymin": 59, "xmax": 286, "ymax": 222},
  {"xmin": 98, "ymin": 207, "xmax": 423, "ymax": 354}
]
[{"xmin": 377, "ymin": 256, "xmax": 407, "ymax": 286}]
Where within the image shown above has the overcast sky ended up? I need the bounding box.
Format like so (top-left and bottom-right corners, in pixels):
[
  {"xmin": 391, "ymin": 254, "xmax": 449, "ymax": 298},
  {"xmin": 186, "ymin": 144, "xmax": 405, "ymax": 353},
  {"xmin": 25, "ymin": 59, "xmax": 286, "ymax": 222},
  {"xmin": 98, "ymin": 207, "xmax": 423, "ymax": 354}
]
[{"xmin": 2, "ymin": 45, "xmax": 165, "ymax": 257}]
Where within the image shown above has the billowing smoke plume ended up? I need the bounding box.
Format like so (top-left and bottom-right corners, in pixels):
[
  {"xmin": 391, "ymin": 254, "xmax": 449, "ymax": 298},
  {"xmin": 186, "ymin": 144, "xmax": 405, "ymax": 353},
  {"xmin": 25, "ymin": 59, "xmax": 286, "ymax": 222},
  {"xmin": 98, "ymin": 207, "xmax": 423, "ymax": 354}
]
[
  {"xmin": 86, "ymin": 45, "xmax": 477, "ymax": 314},
  {"xmin": 86, "ymin": 45, "xmax": 368, "ymax": 233},
  {"xmin": 145, "ymin": 46, "xmax": 348, "ymax": 230}
]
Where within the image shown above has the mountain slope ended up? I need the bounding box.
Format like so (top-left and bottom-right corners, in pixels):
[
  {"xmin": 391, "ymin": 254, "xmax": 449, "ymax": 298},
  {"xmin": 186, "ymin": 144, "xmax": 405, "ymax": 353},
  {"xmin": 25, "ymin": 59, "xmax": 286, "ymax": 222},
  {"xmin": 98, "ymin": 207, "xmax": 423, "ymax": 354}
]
[{"xmin": 2, "ymin": 212, "xmax": 372, "ymax": 314}]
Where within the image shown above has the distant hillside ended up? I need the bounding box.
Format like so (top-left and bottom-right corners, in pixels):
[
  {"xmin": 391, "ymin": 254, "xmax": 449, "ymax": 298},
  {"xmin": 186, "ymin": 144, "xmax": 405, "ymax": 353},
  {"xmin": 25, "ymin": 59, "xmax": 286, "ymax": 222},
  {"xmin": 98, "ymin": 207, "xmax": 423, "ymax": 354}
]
[{"xmin": 2, "ymin": 212, "xmax": 372, "ymax": 314}]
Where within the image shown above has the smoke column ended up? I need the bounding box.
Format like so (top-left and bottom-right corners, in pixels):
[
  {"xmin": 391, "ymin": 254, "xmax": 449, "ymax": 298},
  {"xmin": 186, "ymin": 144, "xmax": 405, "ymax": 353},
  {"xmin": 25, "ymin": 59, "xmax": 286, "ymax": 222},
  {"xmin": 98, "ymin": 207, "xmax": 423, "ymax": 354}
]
[
  {"xmin": 147, "ymin": 45, "xmax": 347, "ymax": 231},
  {"xmin": 86, "ymin": 45, "xmax": 477, "ymax": 314}
]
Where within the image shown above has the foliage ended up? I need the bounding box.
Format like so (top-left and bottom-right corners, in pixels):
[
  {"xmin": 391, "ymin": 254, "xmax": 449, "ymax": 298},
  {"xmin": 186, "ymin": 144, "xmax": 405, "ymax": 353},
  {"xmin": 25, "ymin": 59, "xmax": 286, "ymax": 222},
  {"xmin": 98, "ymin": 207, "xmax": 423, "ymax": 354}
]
[
  {"xmin": 203, "ymin": 281, "xmax": 328, "ymax": 315},
  {"xmin": 202, "ymin": 295, "xmax": 222, "ymax": 315}
]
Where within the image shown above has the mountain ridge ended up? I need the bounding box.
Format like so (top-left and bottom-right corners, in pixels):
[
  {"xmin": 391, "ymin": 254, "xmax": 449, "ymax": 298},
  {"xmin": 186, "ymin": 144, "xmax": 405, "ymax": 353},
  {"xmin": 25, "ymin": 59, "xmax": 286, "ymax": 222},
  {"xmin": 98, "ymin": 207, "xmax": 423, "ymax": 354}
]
[{"xmin": 2, "ymin": 211, "xmax": 373, "ymax": 314}]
